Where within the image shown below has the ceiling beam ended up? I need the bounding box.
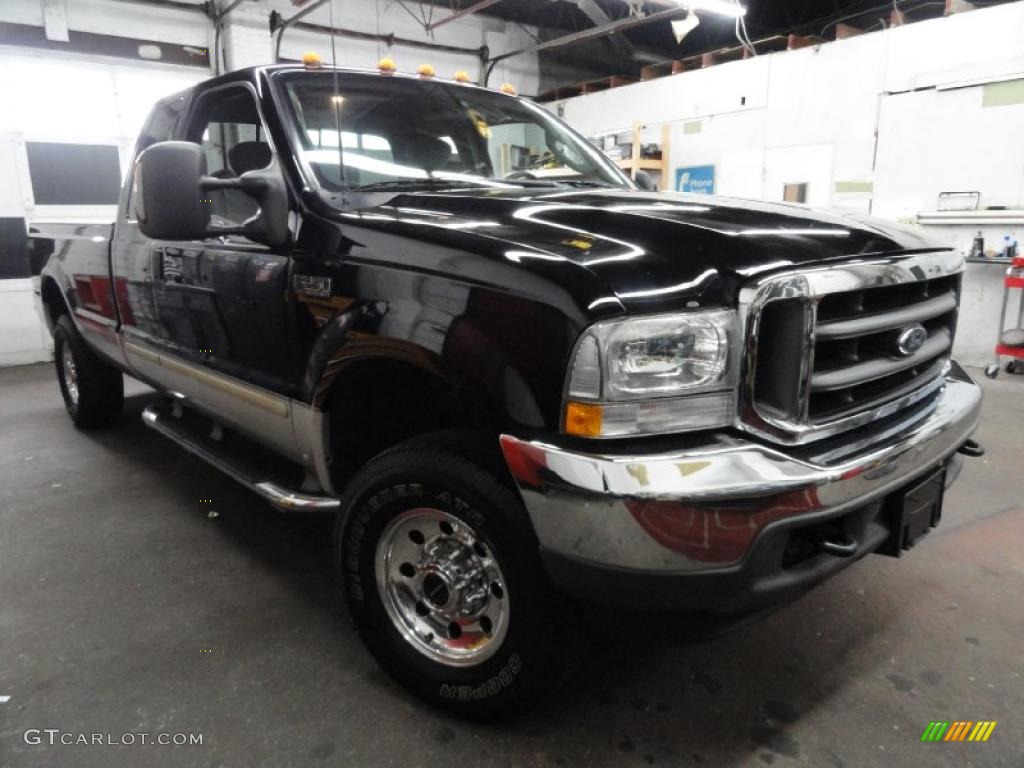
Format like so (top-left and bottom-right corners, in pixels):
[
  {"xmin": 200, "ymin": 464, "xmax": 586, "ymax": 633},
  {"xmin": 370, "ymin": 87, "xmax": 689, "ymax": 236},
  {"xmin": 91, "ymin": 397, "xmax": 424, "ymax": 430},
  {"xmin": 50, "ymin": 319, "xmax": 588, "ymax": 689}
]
[
  {"xmin": 574, "ymin": 0, "xmax": 634, "ymax": 59},
  {"xmin": 425, "ymin": 0, "xmax": 505, "ymax": 32},
  {"xmin": 486, "ymin": 4, "xmax": 688, "ymax": 75}
]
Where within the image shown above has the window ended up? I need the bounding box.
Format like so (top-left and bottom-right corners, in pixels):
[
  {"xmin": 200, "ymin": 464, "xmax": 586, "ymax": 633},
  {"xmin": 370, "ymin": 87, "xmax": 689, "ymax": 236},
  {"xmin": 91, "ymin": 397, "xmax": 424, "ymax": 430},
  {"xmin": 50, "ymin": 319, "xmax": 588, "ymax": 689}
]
[
  {"xmin": 187, "ymin": 86, "xmax": 273, "ymax": 225},
  {"xmin": 488, "ymin": 122, "xmax": 547, "ymax": 176},
  {"xmin": 0, "ymin": 217, "xmax": 30, "ymax": 279},
  {"xmin": 115, "ymin": 69, "xmax": 199, "ymax": 147},
  {"xmin": 6, "ymin": 60, "xmax": 118, "ymax": 140},
  {"xmin": 276, "ymin": 72, "xmax": 625, "ymax": 202},
  {"xmin": 26, "ymin": 142, "xmax": 121, "ymax": 205},
  {"xmin": 136, "ymin": 94, "xmax": 186, "ymax": 153}
]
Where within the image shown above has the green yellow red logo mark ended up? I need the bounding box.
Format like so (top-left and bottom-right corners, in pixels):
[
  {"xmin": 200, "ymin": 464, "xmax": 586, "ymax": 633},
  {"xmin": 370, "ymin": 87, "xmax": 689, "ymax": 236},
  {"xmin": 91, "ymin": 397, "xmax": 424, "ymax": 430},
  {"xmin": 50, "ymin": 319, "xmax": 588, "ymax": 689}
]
[{"xmin": 921, "ymin": 721, "xmax": 997, "ymax": 742}]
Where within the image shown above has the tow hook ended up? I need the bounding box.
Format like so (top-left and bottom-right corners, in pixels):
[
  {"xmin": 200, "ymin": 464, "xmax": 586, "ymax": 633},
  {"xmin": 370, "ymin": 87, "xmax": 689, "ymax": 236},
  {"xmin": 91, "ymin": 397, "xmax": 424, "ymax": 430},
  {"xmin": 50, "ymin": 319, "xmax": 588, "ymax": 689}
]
[
  {"xmin": 813, "ymin": 533, "xmax": 858, "ymax": 558},
  {"xmin": 958, "ymin": 439, "xmax": 985, "ymax": 458}
]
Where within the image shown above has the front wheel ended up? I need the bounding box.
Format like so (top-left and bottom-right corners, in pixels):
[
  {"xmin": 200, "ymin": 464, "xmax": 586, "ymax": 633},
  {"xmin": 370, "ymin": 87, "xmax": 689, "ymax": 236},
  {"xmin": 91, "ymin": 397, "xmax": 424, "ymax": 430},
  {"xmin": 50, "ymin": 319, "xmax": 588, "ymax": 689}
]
[{"xmin": 335, "ymin": 432, "xmax": 579, "ymax": 719}]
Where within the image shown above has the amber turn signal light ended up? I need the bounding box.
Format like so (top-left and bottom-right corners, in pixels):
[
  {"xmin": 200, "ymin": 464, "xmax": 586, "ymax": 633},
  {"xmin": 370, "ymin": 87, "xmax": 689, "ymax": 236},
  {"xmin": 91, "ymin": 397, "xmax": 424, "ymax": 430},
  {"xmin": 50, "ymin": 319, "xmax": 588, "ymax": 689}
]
[{"xmin": 565, "ymin": 402, "xmax": 603, "ymax": 437}]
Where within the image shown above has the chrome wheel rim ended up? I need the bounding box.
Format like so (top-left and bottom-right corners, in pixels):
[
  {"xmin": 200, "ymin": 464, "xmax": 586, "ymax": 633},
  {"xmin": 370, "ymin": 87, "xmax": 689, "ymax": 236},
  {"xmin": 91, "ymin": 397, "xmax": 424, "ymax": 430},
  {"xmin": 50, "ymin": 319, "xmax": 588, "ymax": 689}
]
[
  {"xmin": 375, "ymin": 508, "xmax": 509, "ymax": 666},
  {"xmin": 61, "ymin": 345, "xmax": 79, "ymax": 406}
]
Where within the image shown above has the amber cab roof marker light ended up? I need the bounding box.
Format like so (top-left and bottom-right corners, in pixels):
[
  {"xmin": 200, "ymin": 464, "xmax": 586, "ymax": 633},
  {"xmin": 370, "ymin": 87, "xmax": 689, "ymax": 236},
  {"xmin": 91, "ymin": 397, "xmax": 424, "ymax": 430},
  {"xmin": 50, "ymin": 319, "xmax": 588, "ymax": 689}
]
[{"xmin": 378, "ymin": 57, "xmax": 397, "ymax": 75}]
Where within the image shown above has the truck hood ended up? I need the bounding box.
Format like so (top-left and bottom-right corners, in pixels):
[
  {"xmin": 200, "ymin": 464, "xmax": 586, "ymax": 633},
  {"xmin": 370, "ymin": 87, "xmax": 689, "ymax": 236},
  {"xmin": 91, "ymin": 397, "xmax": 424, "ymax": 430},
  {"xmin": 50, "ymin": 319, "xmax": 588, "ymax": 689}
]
[{"xmin": 343, "ymin": 187, "xmax": 950, "ymax": 316}]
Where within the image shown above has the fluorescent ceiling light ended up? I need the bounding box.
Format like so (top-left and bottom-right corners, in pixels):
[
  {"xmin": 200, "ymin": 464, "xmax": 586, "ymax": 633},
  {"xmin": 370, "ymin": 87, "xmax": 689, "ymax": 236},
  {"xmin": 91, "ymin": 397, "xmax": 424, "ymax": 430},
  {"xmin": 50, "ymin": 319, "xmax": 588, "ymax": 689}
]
[{"xmin": 678, "ymin": 0, "xmax": 746, "ymax": 18}]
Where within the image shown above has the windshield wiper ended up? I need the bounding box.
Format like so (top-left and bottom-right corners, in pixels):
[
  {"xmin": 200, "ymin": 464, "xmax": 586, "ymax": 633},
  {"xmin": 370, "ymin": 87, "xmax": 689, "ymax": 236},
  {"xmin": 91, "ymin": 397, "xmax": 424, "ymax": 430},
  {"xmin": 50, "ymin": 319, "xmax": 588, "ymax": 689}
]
[
  {"xmin": 352, "ymin": 178, "xmax": 484, "ymax": 192},
  {"xmin": 556, "ymin": 180, "xmax": 617, "ymax": 188}
]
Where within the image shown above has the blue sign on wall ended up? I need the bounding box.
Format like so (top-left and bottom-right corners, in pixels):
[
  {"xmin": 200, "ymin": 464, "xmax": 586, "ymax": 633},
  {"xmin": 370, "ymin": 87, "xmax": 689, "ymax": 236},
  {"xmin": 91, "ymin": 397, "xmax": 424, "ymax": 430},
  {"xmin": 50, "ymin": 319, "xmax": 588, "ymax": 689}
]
[{"xmin": 675, "ymin": 165, "xmax": 715, "ymax": 195}]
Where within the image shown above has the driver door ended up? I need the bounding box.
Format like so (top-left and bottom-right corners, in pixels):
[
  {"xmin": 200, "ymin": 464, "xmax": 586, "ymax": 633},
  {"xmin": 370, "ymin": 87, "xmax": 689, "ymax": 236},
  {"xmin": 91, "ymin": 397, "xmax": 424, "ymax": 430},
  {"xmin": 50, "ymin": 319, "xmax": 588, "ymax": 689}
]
[{"xmin": 149, "ymin": 82, "xmax": 301, "ymax": 398}]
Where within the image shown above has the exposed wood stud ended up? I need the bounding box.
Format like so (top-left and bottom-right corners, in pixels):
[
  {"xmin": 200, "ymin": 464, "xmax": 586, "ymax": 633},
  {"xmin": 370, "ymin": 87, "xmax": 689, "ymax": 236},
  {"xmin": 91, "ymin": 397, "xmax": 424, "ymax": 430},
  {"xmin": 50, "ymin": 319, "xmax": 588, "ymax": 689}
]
[
  {"xmin": 787, "ymin": 33, "xmax": 817, "ymax": 50},
  {"xmin": 834, "ymin": 23, "xmax": 863, "ymax": 40},
  {"xmin": 945, "ymin": 0, "xmax": 976, "ymax": 15},
  {"xmin": 640, "ymin": 59, "xmax": 683, "ymax": 81}
]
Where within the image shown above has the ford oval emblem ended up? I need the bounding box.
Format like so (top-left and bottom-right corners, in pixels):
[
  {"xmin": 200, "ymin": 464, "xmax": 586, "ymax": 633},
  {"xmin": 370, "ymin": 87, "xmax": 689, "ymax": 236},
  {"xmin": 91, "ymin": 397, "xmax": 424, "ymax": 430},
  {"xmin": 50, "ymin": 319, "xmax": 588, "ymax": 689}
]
[{"xmin": 896, "ymin": 324, "xmax": 928, "ymax": 357}]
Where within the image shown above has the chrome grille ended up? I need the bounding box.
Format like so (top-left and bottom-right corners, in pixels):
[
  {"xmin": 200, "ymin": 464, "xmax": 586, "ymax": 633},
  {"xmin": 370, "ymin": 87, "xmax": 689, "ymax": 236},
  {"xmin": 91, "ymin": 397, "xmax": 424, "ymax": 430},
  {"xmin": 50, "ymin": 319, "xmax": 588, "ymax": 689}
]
[
  {"xmin": 738, "ymin": 251, "xmax": 964, "ymax": 445},
  {"xmin": 809, "ymin": 275, "xmax": 958, "ymax": 422}
]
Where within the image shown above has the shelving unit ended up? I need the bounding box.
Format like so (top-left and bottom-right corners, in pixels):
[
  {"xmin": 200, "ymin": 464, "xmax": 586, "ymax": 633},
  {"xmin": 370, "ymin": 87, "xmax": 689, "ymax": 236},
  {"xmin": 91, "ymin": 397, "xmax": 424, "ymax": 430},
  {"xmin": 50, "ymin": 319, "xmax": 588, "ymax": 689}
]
[
  {"xmin": 917, "ymin": 209, "xmax": 1024, "ymax": 226},
  {"xmin": 612, "ymin": 123, "xmax": 671, "ymax": 191}
]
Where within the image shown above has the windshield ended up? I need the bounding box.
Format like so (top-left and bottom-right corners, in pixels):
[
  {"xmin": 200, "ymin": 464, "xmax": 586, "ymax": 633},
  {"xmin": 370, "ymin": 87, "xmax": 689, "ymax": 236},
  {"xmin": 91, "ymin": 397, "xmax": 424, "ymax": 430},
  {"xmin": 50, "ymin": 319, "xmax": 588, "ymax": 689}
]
[{"xmin": 274, "ymin": 71, "xmax": 629, "ymax": 201}]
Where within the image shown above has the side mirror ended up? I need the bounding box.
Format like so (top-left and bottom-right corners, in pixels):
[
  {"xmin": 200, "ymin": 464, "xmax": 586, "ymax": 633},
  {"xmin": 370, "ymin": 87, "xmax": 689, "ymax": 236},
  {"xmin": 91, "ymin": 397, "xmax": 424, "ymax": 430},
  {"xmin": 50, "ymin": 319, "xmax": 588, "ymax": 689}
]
[
  {"xmin": 134, "ymin": 141, "xmax": 290, "ymax": 247},
  {"xmin": 133, "ymin": 141, "xmax": 210, "ymax": 240},
  {"xmin": 634, "ymin": 170, "xmax": 657, "ymax": 191}
]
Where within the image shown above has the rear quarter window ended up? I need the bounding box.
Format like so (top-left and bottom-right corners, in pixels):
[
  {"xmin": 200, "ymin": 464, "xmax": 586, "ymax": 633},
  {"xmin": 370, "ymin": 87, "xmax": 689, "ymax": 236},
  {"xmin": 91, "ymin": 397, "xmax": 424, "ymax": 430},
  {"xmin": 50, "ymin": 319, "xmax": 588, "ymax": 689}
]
[
  {"xmin": 126, "ymin": 92, "xmax": 188, "ymax": 219},
  {"xmin": 135, "ymin": 92, "xmax": 187, "ymax": 153}
]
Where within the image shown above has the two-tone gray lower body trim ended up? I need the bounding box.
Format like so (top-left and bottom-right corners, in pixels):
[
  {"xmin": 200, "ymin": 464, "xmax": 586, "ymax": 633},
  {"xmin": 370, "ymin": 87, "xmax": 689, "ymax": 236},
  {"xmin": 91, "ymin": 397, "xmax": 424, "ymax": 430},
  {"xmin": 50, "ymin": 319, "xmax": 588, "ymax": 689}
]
[
  {"xmin": 142, "ymin": 404, "xmax": 339, "ymax": 513},
  {"xmin": 123, "ymin": 339, "xmax": 336, "ymax": 497}
]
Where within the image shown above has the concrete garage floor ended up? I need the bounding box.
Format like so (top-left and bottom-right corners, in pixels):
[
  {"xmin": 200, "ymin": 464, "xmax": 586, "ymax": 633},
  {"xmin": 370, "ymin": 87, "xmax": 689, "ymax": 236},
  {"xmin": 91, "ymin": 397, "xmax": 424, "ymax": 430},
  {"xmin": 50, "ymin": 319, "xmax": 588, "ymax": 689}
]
[{"xmin": 1, "ymin": 362, "xmax": 1022, "ymax": 768}]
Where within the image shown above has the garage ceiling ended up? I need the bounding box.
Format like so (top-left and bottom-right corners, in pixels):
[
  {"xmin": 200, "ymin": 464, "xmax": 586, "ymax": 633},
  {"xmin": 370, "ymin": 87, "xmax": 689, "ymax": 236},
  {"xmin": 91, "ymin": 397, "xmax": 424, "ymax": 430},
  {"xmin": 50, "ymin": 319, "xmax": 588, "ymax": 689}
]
[{"xmin": 405, "ymin": 0, "xmax": 1013, "ymax": 84}]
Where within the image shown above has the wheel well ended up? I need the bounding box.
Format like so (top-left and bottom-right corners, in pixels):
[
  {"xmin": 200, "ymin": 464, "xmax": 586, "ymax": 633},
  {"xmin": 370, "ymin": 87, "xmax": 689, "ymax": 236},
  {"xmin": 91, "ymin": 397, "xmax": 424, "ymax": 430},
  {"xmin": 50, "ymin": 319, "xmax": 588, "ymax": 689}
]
[
  {"xmin": 40, "ymin": 277, "xmax": 69, "ymax": 331},
  {"xmin": 325, "ymin": 359, "xmax": 498, "ymax": 487}
]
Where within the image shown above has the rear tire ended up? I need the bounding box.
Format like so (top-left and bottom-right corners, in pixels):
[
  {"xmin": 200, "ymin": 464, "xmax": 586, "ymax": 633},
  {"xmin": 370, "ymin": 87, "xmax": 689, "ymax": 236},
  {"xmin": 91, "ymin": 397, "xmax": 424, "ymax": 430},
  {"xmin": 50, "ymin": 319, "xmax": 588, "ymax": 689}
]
[
  {"xmin": 335, "ymin": 431, "xmax": 580, "ymax": 719},
  {"xmin": 54, "ymin": 314, "xmax": 123, "ymax": 429}
]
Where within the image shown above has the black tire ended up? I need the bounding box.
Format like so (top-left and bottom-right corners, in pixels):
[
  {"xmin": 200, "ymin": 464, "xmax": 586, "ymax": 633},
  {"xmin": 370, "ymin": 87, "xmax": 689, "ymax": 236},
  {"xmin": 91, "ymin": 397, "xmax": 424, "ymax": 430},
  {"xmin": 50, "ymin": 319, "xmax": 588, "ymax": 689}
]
[
  {"xmin": 54, "ymin": 314, "xmax": 124, "ymax": 429},
  {"xmin": 335, "ymin": 431, "xmax": 580, "ymax": 720}
]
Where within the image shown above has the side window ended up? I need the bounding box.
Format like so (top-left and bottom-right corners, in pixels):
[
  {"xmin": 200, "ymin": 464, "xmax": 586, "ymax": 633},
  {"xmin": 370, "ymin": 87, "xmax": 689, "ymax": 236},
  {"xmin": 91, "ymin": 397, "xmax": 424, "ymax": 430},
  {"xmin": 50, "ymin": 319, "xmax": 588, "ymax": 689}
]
[
  {"xmin": 488, "ymin": 122, "xmax": 549, "ymax": 177},
  {"xmin": 187, "ymin": 85, "xmax": 273, "ymax": 226}
]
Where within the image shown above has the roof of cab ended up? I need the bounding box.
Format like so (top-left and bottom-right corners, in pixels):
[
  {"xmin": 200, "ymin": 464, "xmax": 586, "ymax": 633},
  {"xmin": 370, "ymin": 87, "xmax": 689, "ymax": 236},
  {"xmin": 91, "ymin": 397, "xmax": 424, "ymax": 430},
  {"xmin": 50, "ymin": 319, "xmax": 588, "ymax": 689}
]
[{"xmin": 198, "ymin": 64, "xmax": 520, "ymax": 99}]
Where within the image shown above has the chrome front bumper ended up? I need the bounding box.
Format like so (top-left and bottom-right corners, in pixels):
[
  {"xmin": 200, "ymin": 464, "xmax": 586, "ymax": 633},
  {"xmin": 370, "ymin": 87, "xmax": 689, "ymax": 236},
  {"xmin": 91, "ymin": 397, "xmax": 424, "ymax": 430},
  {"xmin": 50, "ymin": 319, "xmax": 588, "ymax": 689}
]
[{"xmin": 500, "ymin": 370, "xmax": 981, "ymax": 581}]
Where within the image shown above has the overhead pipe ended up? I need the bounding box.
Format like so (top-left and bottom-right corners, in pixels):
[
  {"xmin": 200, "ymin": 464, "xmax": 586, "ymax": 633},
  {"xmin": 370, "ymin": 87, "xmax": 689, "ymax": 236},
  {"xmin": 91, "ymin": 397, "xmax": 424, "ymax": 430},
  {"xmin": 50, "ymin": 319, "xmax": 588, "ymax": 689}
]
[
  {"xmin": 270, "ymin": 1, "xmax": 486, "ymax": 63},
  {"xmin": 424, "ymin": 0, "xmax": 504, "ymax": 32},
  {"xmin": 484, "ymin": 5, "xmax": 688, "ymax": 84},
  {"xmin": 288, "ymin": 20, "xmax": 486, "ymax": 58},
  {"xmin": 270, "ymin": 0, "xmax": 332, "ymax": 61},
  {"xmin": 105, "ymin": 0, "xmax": 208, "ymax": 12},
  {"xmin": 211, "ymin": 0, "xmax": 251, "ymax": 75}
]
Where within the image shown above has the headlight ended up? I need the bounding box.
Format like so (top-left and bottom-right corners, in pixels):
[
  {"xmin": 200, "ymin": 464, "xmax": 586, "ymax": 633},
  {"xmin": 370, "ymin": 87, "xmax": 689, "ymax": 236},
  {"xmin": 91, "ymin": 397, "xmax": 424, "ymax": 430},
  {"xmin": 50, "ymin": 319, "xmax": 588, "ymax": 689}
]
[{"xmin": 564, "ymin": 309, "xmax": 738, "ymax": 437}]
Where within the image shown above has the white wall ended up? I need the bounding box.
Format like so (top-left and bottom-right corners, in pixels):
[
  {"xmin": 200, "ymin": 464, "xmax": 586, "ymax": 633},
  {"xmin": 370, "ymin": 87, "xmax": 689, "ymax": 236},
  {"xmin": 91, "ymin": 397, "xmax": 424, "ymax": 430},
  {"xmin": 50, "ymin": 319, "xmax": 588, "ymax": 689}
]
[
  {"xmin": 554, "ymin": 2, "xmax": 1024, "ymax": 215},
  {"xmin": 552, "ymin": 1, "xmax": 1024, "ymax": 365}
]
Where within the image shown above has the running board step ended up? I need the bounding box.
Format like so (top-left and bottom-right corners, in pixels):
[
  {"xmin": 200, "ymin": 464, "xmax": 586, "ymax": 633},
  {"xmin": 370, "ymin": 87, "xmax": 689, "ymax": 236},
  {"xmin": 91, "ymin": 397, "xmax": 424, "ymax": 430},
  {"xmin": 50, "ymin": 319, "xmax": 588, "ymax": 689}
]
[{"xmin": 142, "ymin": 401, "xmax": 339, "ymax": 514}]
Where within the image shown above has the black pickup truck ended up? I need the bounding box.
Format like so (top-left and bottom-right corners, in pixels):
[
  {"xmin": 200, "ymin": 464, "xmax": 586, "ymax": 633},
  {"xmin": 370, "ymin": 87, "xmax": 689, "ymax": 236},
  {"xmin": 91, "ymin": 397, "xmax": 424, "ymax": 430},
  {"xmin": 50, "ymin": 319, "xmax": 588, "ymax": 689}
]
[{"xmin": 33, "ymin": 64, "xmax": 983, "ymax": 718}]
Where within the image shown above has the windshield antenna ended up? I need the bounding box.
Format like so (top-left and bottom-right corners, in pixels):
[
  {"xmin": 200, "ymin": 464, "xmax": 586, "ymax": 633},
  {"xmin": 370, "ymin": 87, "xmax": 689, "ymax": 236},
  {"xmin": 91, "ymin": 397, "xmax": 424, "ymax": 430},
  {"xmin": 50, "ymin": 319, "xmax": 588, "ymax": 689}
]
[{"xmin": 328, "ymin": 0, "xmax": 348, "ymax": 203}]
